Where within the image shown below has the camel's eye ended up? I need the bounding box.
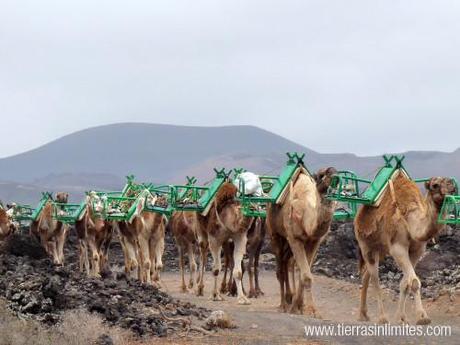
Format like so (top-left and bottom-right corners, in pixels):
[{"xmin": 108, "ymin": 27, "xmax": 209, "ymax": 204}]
[{"xmin": 431, "ymin": 183, "xmax": 440, "ymax": 190}]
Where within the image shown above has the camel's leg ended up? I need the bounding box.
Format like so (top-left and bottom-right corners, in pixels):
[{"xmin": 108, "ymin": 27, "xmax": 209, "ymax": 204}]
[
  {"xmin": 208, "ymin": 237, "xmax": 223, "ymax": 301},
  {"xmin": 284, "ymin": 255, "xmax": 294, "ymax": 304},
  {"xmin": 358, "ymin": 270, "xmax": 371, "ymax": 321},
  {"xmin": 79, "ymin": 240, "xmax": 90, "ymax": 274},
  {"xmin": 138, "ymin": 235, "xmax": 152, "ymax": 284},
  {"xmin": 178, "ymin": 246, "xmax": 187, "ymax": 292},
  {"xmin": 367, "ymin": 253, "xmax": 388, "ymax": 324},
  {"xmin": 151, "ymin": 233, "xmax": 164, "ymax": 282},
  {"xmin": 287, "ymin": 258, "xmax": 296, "ymax": 303},
  {"xmin": 48, "ymin": 240, "xmax": 59, "ymax": 265},
  {"xmin": 233, "ymin": 233, "xmax": 250, "ymax": 305},
  {"xmin": 56, "ymin": 226, "xmax": 68, "ymax": 265},
  {"xmin": 247, "ymin": 252, "xmax": 256, "ymax": 298},
  {"xmin": 88, "ymin": 234, "xmax": 101, "ymax": 277},
  {"xmin": 220, "ymin": 244, "xmax": 229, "ymax": 294},
  {"xmin": 187, "ymin": 243, "xmax": 197, "ymax": 289},
  {"xmin": 227, "ymin": 253, "xmax": 235, "ymax": 295},
  {"xmin": 272, "ymin": 236, "xmax": 288, "ymax": 311},
  {"xmin": 288, "ymin": 238, "xmax": 318, "ymax": 317},
  {"xmin": 125, "ymin": 238, "xmax": 139, "ymax": 280},
  {"xmin": 119, "ymin": 236, "xmax": 130, "ymax": 274},
  {"xmin": 100, "ymin": 227, "xmax": 112, "ymax": 272},
  {"xmin": 254, "ymin": 241, "xmax": 264, "ymax": 296},
  {"xmin": 390, "ymin": 243, "xmax": 430, "ymax": 325},
  {"xmin": 196, "ymin": 239, "xmax": 208, "ymax": 296}
]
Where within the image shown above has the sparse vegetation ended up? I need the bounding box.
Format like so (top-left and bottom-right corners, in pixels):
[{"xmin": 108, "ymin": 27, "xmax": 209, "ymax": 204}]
[{"xmin": 0, "ymin": 300, "xmax": 131, "ymax": 345}]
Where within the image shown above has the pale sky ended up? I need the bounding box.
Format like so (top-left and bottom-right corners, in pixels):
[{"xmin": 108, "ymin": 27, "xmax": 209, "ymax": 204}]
[{"xmin": 1, "ymin": 0, "xmax": 459, "ymax": 158}]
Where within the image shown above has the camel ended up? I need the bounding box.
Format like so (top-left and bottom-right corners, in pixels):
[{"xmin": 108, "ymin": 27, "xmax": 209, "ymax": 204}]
[
  {"xmin": 205, "ymin": 182, "xmax": 255, "ymax": 305},
  {"xmin": 117, "ymin": 191, "xmax": 166, "ymax": 284},
  {"xmin": 220, "ymin": 217, "xmax": 266, "ymax": 298},
  {"xmin": 355, "ymin": 174, "xmax": 457, "ymax": 325},
  {"xmin": 168, "ymin": 211, "xmax": 199, "ymax": 292},
  {"xmin": 0, "ymin": 207, "xmax": 13, "ymax": 240},
  {"xmin": 30, "ymin": 192, "xmax": 70, "ymax": 265},
  {"xmin": 266, "ymin": 167, "xmax": 337, "ymax": 316},
  {"xmin": 77, "ymin": 192, "xmax": 114, "ymax": 277}
]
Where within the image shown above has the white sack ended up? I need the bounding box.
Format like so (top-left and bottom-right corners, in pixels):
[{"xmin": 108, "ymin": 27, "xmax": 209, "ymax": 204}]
[{"xmin": 233, "ymin": 172, "xmax": 263, "ymax": 197}]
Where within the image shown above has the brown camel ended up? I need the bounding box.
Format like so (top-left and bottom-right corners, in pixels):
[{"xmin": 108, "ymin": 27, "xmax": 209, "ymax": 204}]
[
  {"xmin": 206, "ymin": 182, "xmax": 254, "ymax": 305},
  {"xmin": 30, "ymin": 192, "xmax": 70, "ymax": 265},
  {"xmin": 78, "ymin": 192, "xmax": 114, "ymax": 277},
  {"xmin": 220, "ymin": 217, "xmax": 266, "ymax": 298},
  {"xmin": 0, "ymin": 207, "xmax": 13, "ymax": 240},
  {"xmin": 266, "ymin": 167, "xmax": 337, "ymax": 316},
  {"xmin": 169, "ymin": 211, "xmax": 199, "ymax": 292},
  {"xmin": 116, "ymin": 192, "xmax": 166, "ymax": 284},
  {"xmin": 355, "ymin": 174, "xmax": 457, "ymax": 325}
]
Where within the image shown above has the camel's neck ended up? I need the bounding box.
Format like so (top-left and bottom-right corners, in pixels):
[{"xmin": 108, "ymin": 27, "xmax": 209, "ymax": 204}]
[{"xmin": 417, "ymin": 194, "xmax": 445, "ymax": 242}]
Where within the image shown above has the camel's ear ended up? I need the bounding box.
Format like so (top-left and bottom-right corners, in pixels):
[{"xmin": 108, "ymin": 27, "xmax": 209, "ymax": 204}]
[
  {"xmin": 425, "ymin": 179, "xmax": 431, "ymax": 190},
  {"xmin": 425, "ymin": 179, "xmax": 432, "ymax": 191},
  {"xmin": 325, "ymin": 167, "xmax": 337, "ymax": 177}
]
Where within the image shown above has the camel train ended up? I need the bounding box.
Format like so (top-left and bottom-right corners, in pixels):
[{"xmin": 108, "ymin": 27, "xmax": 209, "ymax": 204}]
[{"xmin": 1, "ymin": 153, "xmax": 458, "ymax": 326}]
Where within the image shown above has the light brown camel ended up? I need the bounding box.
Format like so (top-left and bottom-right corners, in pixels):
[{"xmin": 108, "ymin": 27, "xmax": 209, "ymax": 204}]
[
  {"xmin": 78, "ymin": 192, "xmax": 114, "ymax": 277},
  {"xmin": 117, "ymin": 192, "xmax": 166, "ymax": 284},
  {"xmin": 266, "ymin": 167, "xmax": 337, "ymax": 316},
  {"xmin": 206, "ymin": 182, "xmax": 254, "ymax": 305},
  {"xmin": 169, "ymin": 211, "xmax": 198, "ymax": 292},
  {"xmin": 220, "ymin": 217, "xmax": 266, "ymax": 298},
  {"xmin": 355, "ymin": 174, "xmax": 457, "ymax": 325},
  {"xmin": 30, "ymin": 192, "xmax": 70, "ymax": 265},
  {"xmin": 0, "ymin": 207, "xmax": 13, "ymax": 240}
]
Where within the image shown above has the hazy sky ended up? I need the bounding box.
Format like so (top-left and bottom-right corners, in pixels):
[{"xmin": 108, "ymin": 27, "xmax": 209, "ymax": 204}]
[{"xmin": 1, "ymin": 0, "xmax": 459, "ymax": 158}]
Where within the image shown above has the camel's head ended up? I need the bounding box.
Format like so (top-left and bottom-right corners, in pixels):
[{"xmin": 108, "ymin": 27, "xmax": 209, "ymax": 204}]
[
  {"xmin": 314, "ymin": 167, "xmax": 338, "ymax": 195},
  {"xmin": 86, "ymin": 192, "xmax": 105, "ymax": 213},
  {"xmin": 425, "ymin": 177, "xmax": 458, "ymax": 206},
  {"xmin": 55, "ymin": 192, "xmax": 69, "ymax": 204}
]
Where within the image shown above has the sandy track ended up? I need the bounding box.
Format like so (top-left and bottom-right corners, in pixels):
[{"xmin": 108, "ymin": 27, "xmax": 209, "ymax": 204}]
[{"xmin": 159, "ymin": 271, "xmax": 460, "ymax": 345}]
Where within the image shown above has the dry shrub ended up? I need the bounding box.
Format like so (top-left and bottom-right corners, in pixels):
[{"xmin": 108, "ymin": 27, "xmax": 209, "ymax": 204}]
[
  {"xmin": 0, "ymin": 300, "xmax": 132, "ymax": 345},
  {"xmin": 0, "ymin": 300, "xmax": 53, "ymax": 345},
  {"xmin": 56, "ymin": 309, "xmax": 132, "ymax": 345}
]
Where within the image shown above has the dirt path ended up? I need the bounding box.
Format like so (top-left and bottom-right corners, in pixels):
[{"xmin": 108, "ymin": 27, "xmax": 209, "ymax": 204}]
[{"xmin": 159, "ymin": 271, "xmax": 460, "ymax": 345}]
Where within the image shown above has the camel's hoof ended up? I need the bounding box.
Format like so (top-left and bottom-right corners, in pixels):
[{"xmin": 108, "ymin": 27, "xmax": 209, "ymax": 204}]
[
  {"xmin": 248, "ymin": 290, "xmax": 257, "ymax": 298},
  {"xmin": 220, "ymin": 287, "xmax": 227, "ymax": 294},
  {"xmin": 196, "ymin": 286, "xmax": 204, "ymax": 297},
  {"xmin": 180, "ymin": 285, "xmax": 188, "ymax": 293},
  {"xmin": 188, "ymin": 283, "xmax": 194, "ymax": 290},
  {"xmin": 285, "ymin": 293, "xmax": 293, "ymax": 304},
  {"xmin": 255, "ymin": 289, "xmax": 264, "ymax": 296},
  {"xmin": 378, "ymin": 317, "xmax": 389, "ymax": 324},
  {"xmin": 358, "ymin": 313, "xmax": 370, "ymax": 322},
  {"xmin": 226, "ymin": 290, "xmax": 237, "ymax": 297},
  {"xmin": 278, "ymin": 303, "xmax": 289, "ymax": 313},
  {"xmin": 396, "ymin": 314, "xmax": 408, "ymax": 325},
  {"xmin": 304, "ymin": 305, "xmax": 321, "ymax": 319},
  {"xmin": 209, "ymin": 293, "xmax": 224, "ymax": 302},
  {"xmin": 416, "ymin": 317, "xmax": 431, "ymax": 325},
  {"xmin": 238, "ymin": 296, "xmax": 251, "ymax": 305},
  {"xmin": 289, "ymin": 304, "xmax": 302, "ymax": 315}
]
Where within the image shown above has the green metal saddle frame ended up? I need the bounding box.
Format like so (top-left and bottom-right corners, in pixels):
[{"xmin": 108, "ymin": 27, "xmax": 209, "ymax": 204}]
[
  {"xmin": 11, "ymin": 192, "xmax": 86, "ymax": 224},
  {"xmin": 92, "ymin": 175, "xmax": 200, "ymax": 221},
  {"xmin": 171, "ymin": 169, "xmax": 233, "ymax": 215},
  {"xmin": 237, "ymin": 153, "xmax": 315, "ymax": 218},
  {"xmin": 327, "ymin": 155, "xmax": 409, "ymax": 207}
]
